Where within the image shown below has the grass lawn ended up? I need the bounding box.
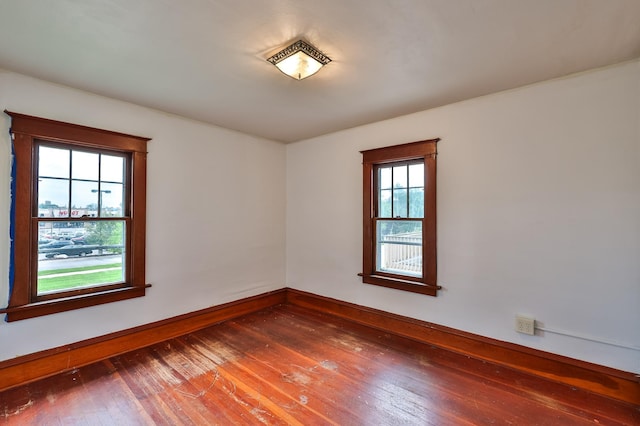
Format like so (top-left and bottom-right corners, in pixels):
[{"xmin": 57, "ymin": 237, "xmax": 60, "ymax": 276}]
[{"xmin": 38, "ymin": 262, "xmax": 123, "ymax": 293}]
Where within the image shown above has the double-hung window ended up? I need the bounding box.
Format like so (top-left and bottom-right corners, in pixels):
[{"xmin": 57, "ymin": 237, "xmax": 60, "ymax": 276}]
[
  {"xmin": 3, "ymin": 111, "xmax": 149, "ymax": 321},
  {"xmin": 360, "ymin": 139, "xmax": 440, "ymax": 296}
]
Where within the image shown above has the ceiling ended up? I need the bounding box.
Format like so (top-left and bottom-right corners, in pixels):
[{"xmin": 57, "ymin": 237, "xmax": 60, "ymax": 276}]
[{"xmin": 0, "ymin": 0, "xmax": 639, "ymax": 143}]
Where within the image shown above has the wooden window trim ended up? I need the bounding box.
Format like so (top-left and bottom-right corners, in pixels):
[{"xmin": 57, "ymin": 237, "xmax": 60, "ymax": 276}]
[
  {"xmin": 360, "ymin": 139, "xmax": 440, "ymax": 296},
  {"xmin": 2, "ymin": 111, "xmax": 150, "ymax": 321}
]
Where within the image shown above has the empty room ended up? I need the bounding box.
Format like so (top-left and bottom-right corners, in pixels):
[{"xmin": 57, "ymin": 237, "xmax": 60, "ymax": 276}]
[{"xmin": 0, "ymin": 1, "xmax": 638, "ymax": 424}]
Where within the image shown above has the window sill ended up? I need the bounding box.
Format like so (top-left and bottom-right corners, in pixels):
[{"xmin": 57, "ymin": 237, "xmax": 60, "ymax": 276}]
[
  {"xmin": 359, "ymin": 273, "xmax": 439, "ymax": 296},
  {"xmin": 2, "ymin": 286, "xmax": 149, "ymax": 322}
]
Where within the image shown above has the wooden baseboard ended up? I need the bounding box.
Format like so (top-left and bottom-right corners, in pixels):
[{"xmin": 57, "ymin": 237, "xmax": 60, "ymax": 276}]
[
  {"xmin": 285, "ymin": 288, "xmax": 639, "ymax": 406},
  {"xmin": 1, "ymin": 287, "xmax": 637, "ymax": 405},
  {"xmin": 0, "ymin": 289, "xmax": 287, "ymax": 393}
]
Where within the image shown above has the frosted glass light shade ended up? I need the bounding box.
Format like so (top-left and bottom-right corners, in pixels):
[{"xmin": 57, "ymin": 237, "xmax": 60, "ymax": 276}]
[
  {"xmin": 275, "ymin": 51, "xmax": 323, "ymax": 80},
  {"xmin": 267, "ymin": 40, "xmax": 331, "ymax": 80}
]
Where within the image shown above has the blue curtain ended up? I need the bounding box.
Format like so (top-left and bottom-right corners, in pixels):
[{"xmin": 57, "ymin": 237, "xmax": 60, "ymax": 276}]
[{"xmin": 5, "ymin": 130, "xmax": 16, "ymax": 321}]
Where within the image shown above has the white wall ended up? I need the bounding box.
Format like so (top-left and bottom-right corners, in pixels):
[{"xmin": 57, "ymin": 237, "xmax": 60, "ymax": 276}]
[
  {"xmin": 0, "ymin": 70, "xmax": 286, "ymax": 361},
  {"xmin": 286, "ymin": 60, "xmax": 640, "ymax": 373}
]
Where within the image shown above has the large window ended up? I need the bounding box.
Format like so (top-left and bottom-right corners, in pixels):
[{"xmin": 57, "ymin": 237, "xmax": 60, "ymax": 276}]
[
  {"xmin": 3, "ymin": 111, "xmax": 149, "ymax": 321},
  {"xmin": 360, "ymin": 139, "xmax": 439, "ymax": 296}
]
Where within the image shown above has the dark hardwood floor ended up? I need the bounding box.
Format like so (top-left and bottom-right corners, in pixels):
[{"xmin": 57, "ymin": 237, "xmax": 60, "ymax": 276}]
[{"xmin": 1, "ymin": 305, "xmax": 638, "ymax": 425}]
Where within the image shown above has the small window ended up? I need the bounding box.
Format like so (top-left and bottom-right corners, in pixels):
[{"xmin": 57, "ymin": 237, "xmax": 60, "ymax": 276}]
[
  {"xmin": 3, "ymin": 111, "xmax": 150, "ymax": 321},
  {"xmin": 360, "ymin": 139, "xmax": 439, "ymax": 296}
]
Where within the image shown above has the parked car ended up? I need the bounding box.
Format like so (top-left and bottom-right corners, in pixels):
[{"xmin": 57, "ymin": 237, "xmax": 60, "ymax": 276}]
[
  {"xmin": 38, "ymin": 240, "xmax": 74, "ymax": 251},
  {"xmin": 70, "ymin": 235, "xmax": 86, "ymax": 244},
  {"xmin": 43, "ymin": 245, "xmax": 96, "ymax": 258}
]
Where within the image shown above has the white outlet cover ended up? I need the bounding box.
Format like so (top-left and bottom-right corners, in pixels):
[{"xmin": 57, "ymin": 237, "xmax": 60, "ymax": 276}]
[{"xmin": 515, "ymin": 315, "xmax": 535, "ymax": 335}]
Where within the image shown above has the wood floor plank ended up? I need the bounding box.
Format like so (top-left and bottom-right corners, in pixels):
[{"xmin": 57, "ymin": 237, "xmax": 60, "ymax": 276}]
[{"xmin": 1, "ymin": 305, "xmax": 638, "ymax": 425}]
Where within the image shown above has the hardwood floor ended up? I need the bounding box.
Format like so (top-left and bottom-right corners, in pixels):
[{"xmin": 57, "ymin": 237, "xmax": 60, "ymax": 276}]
[{"xmin": 1, "ymin": 305, "xmax": 638, "ymax": 425}]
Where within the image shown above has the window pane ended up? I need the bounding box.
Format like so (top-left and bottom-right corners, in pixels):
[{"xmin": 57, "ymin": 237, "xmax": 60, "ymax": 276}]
[
  {"xmin": 393, "ymin": 188, "xmax": 408, "ymax": 218},
  {"xmin": 38, "ymin": 178, "xmax": 69, "ymax": 217},
  {"xmin": 408, "ymin": 163, "xmax": 424, "ymax": 188},
  {"xmin": 409, "ymin": 188, "xmax": 424, "ymax": 218},
  {"xmin": 379, "ymin": 189, "xmax": 392, "ymax": 218},
  {"xmin": 39, "ymin": 147, "xmax": 69, "ymax": 179},
  {"xmin": 71, "ymin": 151, "xmax": 99, "ymax": 180},
  {"xmin": 71, "ymin": 180, "xmax": 100, "ymax": 216},
  {"xmin": 379, "ymin": 167, "xmax": 392, "ymax": 190},
  {"xmin": 37, "ymin": 220, "xmax": 125, "ymax": 295},
  {"xmin": 376, "ymin": 220, "xmax": 422, "ymax": 277},
  {"xmin": 101, "ymin": 154, "xmax": 125, "ymax": 183},
  {"xmin": 100, "ymin": 183, "xmax": 124, "ymax": 217},
  {"xmin": 393, "ymin": 165, "xmax": 407, "ymax": 189}
]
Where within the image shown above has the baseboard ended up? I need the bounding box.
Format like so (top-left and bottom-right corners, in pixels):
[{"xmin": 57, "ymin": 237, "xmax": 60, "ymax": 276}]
[
  {"xmin": 1, "ymin": 287, "xmax": 638, "ymax": 406},
  {"xmin": 285, "ymin": 288, "xmax": 640, "ymax": 406},
  {"xmin": 0, "ymin": 289, "xmax": 286, "ymax": 393}
]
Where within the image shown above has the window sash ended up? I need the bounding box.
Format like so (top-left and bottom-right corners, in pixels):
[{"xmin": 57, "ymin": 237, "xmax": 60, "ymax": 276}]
[
  {"xmin": 32, "ymin": 141, "xmax": 133, "ymax": 301},
  {"xmin": 374, "ymin": 160, "xmax": 425, "ymax": 219},
  {"xmin": 33, "ymin": 217, "xmax": 130, "ymax": 301},
  {"xmin": 374, "ymin": 218, "xmax": 424, "ymax": 279},
  {"xmin": 35, "ymin": 141, "xmax": 131, "ymax": 219}
]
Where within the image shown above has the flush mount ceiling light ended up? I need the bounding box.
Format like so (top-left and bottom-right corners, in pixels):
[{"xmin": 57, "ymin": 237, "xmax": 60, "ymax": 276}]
[{"xmin": 267, "ymin": 39, "xmax": 331, "ymax": 80}]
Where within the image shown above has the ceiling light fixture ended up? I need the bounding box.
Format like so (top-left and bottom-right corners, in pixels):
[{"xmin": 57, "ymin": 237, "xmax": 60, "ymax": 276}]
[{"xmin": 267, "ymin": 40, "xmax": 331, "ymax": 80}]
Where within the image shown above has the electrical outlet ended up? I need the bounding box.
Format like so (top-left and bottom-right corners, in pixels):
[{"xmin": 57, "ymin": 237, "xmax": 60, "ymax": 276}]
[{"xmin": 515, "ymin": 315, "xmax": 535, "ymax": 335}]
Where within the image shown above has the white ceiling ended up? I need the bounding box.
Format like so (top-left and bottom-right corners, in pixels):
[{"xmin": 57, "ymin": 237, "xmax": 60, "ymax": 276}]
[{"xmin": 0, "ymin": 0, "xmax": 639, "ymax": 143}]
